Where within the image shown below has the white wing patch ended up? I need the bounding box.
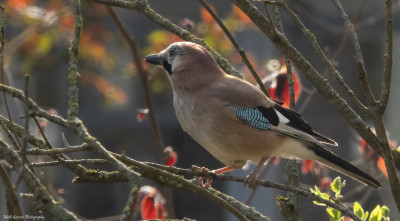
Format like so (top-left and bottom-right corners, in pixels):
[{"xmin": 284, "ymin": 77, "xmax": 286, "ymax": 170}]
[{"xmin": 275, "ymin": 109, "xmax": 290, "ymax": 124}]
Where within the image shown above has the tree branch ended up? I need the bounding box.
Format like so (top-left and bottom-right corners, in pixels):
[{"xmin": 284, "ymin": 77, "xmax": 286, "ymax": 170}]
[
  {"xmin": 25, "ymin": 145, "xmax": 90, "ymax": 155},
  {"xmin": 85, "ymin": 0, "xmax": 243, "ymax": 78},
  {"xmin": 265, "ymin": 0, "xmax": 367, "ymax": 113},
  {"xmin": 76, "ymin": 156, "xmax": 265, "ymax": 221},
  {"xmin": 76, "ymin": 157, "xmax": 363, "ymax": 221},
  {"xmin": 104, "ymin": 5, "xmax": 175, "ymax": 218},
  {"xmin": 0, "ymin": 139, "xmax": 79, "ymax": 219},
  {"xmin": 331, "ymin": 0, "xmax": 376, "ymax": 108},
  {"xmin": 379, "ymin": 0, "xmax": 393, "ymax": 113},
  {"xmin": 31, "ymin": 159, "xmax": 107, "ymax": 167},
  {"xmin": 67, "ymin": 0, "xmax": 82, "ymax": 120},
  {"xmin": 198, "ymin": 0, "xmax": 270, "ymax": 97},
  {"xmin": 231, "ymin": 0, "xmax": 383, "ymax": 158},
  {"xmin": 0, "ymin": 162, "xmax": 23, "ymax": 216},
  {"xmin": 271, "ymin": 4, "xmax": 301, "ymax": 220}
]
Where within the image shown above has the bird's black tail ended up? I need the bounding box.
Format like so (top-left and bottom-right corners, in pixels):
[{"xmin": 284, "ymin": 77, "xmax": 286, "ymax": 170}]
[{"xmin": 309, "ymin": 145, "xmax": 381, "ymax": 188}]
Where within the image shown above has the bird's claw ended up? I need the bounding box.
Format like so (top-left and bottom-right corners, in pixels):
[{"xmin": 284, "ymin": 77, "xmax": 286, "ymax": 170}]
[
  {"xmin": 192, "ymin": 165, "xmax": 213, "ymax": 189},
  {"xmin": 244, "ymin": 171, "xmax": 259, "ymax": 190}
]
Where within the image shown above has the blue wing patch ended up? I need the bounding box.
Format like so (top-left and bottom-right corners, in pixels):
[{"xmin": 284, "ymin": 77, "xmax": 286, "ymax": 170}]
[{"xmin": 229, "ymin": 105, "xmax": 271, "ymax": 130}]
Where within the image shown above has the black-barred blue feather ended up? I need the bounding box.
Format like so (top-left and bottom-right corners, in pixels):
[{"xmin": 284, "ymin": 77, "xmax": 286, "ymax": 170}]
[{"xmin": 229, "ymin": 105, "xmax": 272, "ymax": 130}]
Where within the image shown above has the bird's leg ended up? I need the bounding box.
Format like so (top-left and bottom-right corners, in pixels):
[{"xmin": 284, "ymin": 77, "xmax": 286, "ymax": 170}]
[
  {"xmin": 244, "ymin": 157, "xmax": 269, "ymax": 190},
  {"xmin": 192, "ymin": 165, "xmax": 236, "ymax": 189}
]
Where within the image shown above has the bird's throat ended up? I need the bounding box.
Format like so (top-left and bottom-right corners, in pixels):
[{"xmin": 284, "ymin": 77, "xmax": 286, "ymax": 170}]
[{"xmin": 163, "ymin": 60, "xmax": 172, "ymax": 75}]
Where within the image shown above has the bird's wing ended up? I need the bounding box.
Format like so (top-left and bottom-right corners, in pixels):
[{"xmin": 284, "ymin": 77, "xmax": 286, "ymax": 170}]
[{"xmin": 208, "ymin": 76, "xmax": 337, "ymax": 146}]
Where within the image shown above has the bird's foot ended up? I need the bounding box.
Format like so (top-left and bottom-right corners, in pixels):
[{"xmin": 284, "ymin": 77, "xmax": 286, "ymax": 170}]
[
  {"xmin": 191, "ymin": 165, "xmax": 213, "ymax": 189},
  {"xmin": 244, "ymin": 171, "xmax": 259, "ymax": 190}
]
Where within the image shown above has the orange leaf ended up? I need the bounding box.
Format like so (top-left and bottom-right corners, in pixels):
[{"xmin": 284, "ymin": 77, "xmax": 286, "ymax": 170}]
[
  {"xmin": 200, "ymin": 5, "xmax": 215, "ymax": 24},
  {"xmin": 232, "ymin": 4, "xmax": 251, "ymax": 23},
  {"xmin": 377, "ymin": 157, "xmax": 388, "ymax": 178},
  {"xmin": 60, "ymin": 14, "xmax": 74, "ymax": 30},
  {"xmin": 8, "ymin": 0, "xmax": 34, "ymax": 9},
  {"xmin": 82, "ymin": 72, "xmax": 128, "ymax": 105}
]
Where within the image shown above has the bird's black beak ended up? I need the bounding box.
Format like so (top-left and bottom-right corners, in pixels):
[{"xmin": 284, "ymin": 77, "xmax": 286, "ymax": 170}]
[{"xmin": 144, "ymin": 54, "xmax": 164, "ymax": 65}]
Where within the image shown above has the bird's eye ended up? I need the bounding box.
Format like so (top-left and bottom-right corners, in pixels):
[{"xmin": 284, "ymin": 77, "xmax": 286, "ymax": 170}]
[{"xmin": 169, "ymin": 49, "xmax": 176, "ymax": 57}]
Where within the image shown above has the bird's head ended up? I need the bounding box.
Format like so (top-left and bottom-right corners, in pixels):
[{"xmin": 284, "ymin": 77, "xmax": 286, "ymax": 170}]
[{"xmin": 145, "ymin": 42, "xmax": 224, "ymax": 89}]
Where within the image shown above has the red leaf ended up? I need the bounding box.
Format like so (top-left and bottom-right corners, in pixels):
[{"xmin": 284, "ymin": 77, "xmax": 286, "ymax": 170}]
[
  {"xmin": 141, "ymin": 195, "xmax": 157, "ymax": 219},
  {"xmin": 137, "ymin": 186, "xmax": 167, "ymax": 220},
  {"xmin": 137, "ymin": 109, "xmax": 149, "ymax": 123},
  {"xmin": 319, "ymin": 177, "xmax": 333, "ymax": 189},
  {"xmin": 301, "ymin": 160, "xmax": 315, "ymax": 174},
  {"xmin": 164, "ymin": 146, "xmax": 177, "ymax": 166},
  {"xmin": 155, "ymin": 202, "xmax": 166, "ymax": 219},
  {"xmin": 266, "ymin": 59, "xmax": 302, "ymax": 108}
]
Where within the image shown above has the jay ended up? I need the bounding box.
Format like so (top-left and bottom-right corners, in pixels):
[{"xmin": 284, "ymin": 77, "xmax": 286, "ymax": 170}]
[{"xmin": 145, "ymin": 42, "xmax": 381, "ymax": 189}]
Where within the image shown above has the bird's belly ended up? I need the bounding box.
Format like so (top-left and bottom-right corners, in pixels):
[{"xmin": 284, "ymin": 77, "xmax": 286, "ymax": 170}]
[{"xmin": 174, "ymin": 96, "xmax": 285, "ymax": 168}]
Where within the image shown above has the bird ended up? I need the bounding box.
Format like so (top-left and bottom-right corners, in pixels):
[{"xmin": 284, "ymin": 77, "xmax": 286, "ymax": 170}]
[{"xmin": 144, "ymin": 41, "xmax": 381, "ymax": 189}]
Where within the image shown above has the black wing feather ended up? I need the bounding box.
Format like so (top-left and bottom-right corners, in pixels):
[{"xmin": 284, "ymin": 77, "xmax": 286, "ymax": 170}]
[
  {"xmin": 273, "ymin": 104, "xmax": 337, "ymax": 146},
  {"xmin": 256, "ymin": 106, "xmax": 279, "ymax": 126}
]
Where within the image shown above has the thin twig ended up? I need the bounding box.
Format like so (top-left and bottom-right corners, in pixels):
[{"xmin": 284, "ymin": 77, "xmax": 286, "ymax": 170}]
[
  {"xmin": 0, "ymin": 117, "xmax": 20, "ymax": 151},
  {"xmin": 0, "ymin": 139, "xmax": 79, "ymax": 219},
  {"xmin": 331, "ymin": 0, "xmax": 376, "ymax": 108},
  {"xmin": 298, "ymin": 0, "xmax": 367, "ymax": 114},
  {"xmin": 77, "ymin": 154, "xmax": 362, "ymax": 221},
  {"xmin": 0, "ymin": 98, "xmax": 89, "ymax": 176},
  {"xmin": 268, "ymin": 0, "xmax": 367, "ymax": 113},
  {"xmin": 105, "ymin": 5, "xmax": 165, "ymax": 161},
  {"xmin": 105, "ymin": 5, "xmax": 175, "ymax": 218},
  {"xmin": 25, "ymin": 145, "xmax": 90, "ymax": 155},
  {"xmin": 22, "ymin": 75, "xmax": 30, "ymax": 165},
  {"xmin": 271, "ymin": 5, "xmax": 301, "ymax": 220},
  {"xmin": 31, "ymin": 159, "xmax": 108, "ymax": 167},
  {"xmin": 0, "ymin": 162, "xmax": 23, "ymax": 216},
  {"xmin": 0, "ymin": 6, "xmax": 23, "ymax": 150},
  {"xmin": 262, "ymin": 3, "xmax": 278, "ymax": 38},
  {"xmin": 231, "ymin": 0, "xmax": 385, "ymax": 158},
  {"xmin": 379, "ymin": 0, "xmax": 393, "ymax": 113},
  {"xmin": 86, "ymin": 0, "xmax": 242, "ymax": 78},
  {"xmin": 32, "ymin": 116, "xmax": 56, "ymax": 150},
  {"xmin": 198, "ymin": 0, "xmax": 270, "ymax": 97},
  {"xmin": 79, "ymin": 153, "xmax": 268, "ymax": 221},
  {"xmin": 14, "ymin": 75, "xmax": 32, "ymax": 190},
  {"xmin": 67, "ymin": 0, "xmax": 82, "ymax": 120}
]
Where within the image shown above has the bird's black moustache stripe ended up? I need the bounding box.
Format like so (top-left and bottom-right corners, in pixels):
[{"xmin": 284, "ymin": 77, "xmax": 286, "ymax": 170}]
[{"xmin": 163, "ymin": 60, "xmax": 172, "ymax": 75}]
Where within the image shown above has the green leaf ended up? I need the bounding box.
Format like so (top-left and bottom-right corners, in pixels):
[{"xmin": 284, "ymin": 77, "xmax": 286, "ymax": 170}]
[
  {"xmin": 331, "ymin": 177, "xmax": 341, "ymax": 193},
  {"xmin": 353, "ymin": 201, "xmax": 364, "ymax": 219},
  {"xmin": 310, "ymin": 185, "xmax": 336, "ymax": 206},
  {"xmin": 369, "ymin": 205, "xmax": 382, "ymax": 221},
  {"xmin": 327, "ymin": 207, "xmax": 342, "ymax": 220},
  {"xmin": 341, "ymin": 180, "xmax": 346, "ymax": 189},
  {"xmin": 363, "ymin": 211, "xmax": 369, "ymax": 220},
  {"xmin": 321, "ymin": 192, "xmax": 330, "ymax": 201},
  {"xmin": 381, "ymin": 205, "xmax": 389, "ymax": 218},
  {"xmin": 310, "ymin": 185, "xmax": 319, "ymax": 195}
]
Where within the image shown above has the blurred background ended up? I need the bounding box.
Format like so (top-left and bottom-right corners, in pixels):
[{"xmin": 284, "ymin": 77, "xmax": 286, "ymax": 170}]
[{"xmin": 1, "ymin": 0, "xmax": 400, "ymax": 220}]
